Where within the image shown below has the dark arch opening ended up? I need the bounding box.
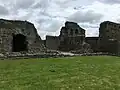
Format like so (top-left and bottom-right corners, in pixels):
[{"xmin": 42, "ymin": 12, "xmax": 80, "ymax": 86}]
[{"xmin": 12, "ymin": 34, "xmax": 28, "ymax": 52}]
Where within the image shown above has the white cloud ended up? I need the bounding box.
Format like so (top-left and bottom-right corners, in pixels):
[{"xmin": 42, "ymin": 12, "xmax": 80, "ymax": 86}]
[
  {"xmin": 0, "ymin": 0, "xmax": 120, "ymax": 39},
  {"xmin": 14, "ymin": 0, "xmax": 35, "ymax": 9},
  {"xmin": 99, "ymin": 0, "xmax": 120, "ymax": 4},
  {"xmin": 68, "ymin": 10, "xmax": 103, "ymax": 23}
]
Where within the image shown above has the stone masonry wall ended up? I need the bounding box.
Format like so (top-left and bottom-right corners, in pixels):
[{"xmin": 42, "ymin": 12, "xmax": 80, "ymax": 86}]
[
  {"xmin": 0, "ymin": 19, "xmax": 45, "ymax": 54},
  {"xmin": 85, "ymin": 37, "xmax": 99, "ymax": 52},
  {"xmin": 46, "ymin": 36, "xmax": 60, "ymax": 50},
  {"xmin": 99, "ymin": 21, "xmax": 120, "ymax": 53},
  {"xmin": 58, "ymin": 21, "xmax": 85, "ymax": 51}
]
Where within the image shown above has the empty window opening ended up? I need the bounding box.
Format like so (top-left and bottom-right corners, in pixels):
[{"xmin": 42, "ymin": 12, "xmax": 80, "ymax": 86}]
[
  {"xmin": 70, "ymin": 29, "xmax": 73, "ymax": 35},
  {"xmin": 75, "ymin": 29, "xmax": 78, "ymax": 34}
]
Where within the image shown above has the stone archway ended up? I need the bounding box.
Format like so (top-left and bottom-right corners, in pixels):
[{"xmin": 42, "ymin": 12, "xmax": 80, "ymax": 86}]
[{"xmin": 12, "ymin": 34, "xmax": 28, "ymax": 52}]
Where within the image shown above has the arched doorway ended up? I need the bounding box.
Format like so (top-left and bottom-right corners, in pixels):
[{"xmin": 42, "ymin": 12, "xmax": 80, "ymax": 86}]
[{"xmin": 12, "ymin": 34, "xmax": 28, "ymax": 52}]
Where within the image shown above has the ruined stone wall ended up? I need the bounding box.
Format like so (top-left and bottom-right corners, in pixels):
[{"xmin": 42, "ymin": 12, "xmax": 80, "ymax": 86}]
[
  {"xmin": 99, "ymin": 39, "xmax": 119, "ymax": 54},
  {"xmin": 60, "ymin": 22, "xmax": 85, "ymax": 38},
  {"xmin": 106, "ymin": 22, "xmax": 120, "ymax": 40},
  {"xmin": 58, "ymin": 21, "xmax": 85, "ymax": 51},
  {"xmin": 117, "ymin": 41, "xmax": 120, "ymax": 55},
  {"xmin": 85, "ymin": 37, "xmax": 99, "ymax": 52},
  {"xmin": 99, "ymin": 21, "xmax": 120, "ymax": 41},
  {"xmin": 46, "ymin": 36, "xmax": 60, "ymax": 50},
  {"xmin": 99, "ymin": 21, "xmax": 120, "ymax": 53},
  {"xmin": 0, "ymin": 19, "xmax": 45, "ymax": 53},
  {"xmin": 0, "ymin": 28, "xmax": 13, "ymax": 53}
]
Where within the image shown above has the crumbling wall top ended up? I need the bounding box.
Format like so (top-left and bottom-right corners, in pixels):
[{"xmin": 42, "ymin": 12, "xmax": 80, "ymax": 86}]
[
  {"xmin": 65, "ymin": 21, "xmax": 78, "ymax": 28},
  {"xmin": 0, "ymin": 18, "xmax": 41, "ymax": 40}
]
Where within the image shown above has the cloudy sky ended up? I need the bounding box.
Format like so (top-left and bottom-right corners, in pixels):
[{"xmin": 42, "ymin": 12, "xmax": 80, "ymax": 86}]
[{"xmin": 0, "ymin": 0, "xmax": 120, "ymax": 39}]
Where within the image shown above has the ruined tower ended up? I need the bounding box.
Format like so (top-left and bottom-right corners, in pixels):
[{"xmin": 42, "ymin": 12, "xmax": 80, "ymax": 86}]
[
  {"xmin": 59, "ymin": 21, "xmax": 85, "ymax": 51},
  {"xmin": 99, "ymin": 21, "xmax": 120, "ymax": 54}
]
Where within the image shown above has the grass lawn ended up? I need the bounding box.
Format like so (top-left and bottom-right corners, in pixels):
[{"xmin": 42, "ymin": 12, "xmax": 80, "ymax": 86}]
[{"xmin": 0, "ymin": 56, "xmax": 120, "ymax": 90}]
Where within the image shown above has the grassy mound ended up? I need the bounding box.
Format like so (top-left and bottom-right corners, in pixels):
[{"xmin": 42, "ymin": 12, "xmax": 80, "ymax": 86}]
[{"xmin": 0, "ymin": 56, "xmax": 120, "ymax": 90}]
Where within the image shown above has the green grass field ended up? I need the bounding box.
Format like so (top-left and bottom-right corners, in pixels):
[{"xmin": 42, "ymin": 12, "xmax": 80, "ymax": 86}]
[{"xmin": 0, "ymin": 56, "xmax": 120, "ymax": 90}]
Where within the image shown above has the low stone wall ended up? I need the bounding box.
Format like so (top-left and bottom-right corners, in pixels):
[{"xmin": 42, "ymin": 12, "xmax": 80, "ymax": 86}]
[
  {"xmin": 0, "ymin": 51, "xmax": 72, "ymax": 59},
  {"xmin": 0, "ymin": 52, "xmax": 119, "ymax": 60},
  {"xmin": 77, "ymin": 52, "xmax": 118, "ymax": 56}
]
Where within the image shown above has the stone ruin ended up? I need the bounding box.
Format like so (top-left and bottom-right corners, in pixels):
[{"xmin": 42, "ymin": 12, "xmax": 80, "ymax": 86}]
[
  {"xmin": 98, "ymin": 21, "xmax": 120, "ymax": 54},
  {"xmin": 0, "ymin": 19, "xmax": 46, "ymax": 57},
  {"xmin": 0, "ymin": 18, "xmax": 119, "ymax": 58},
  {"xmin": 45, "ymin": 20, "xmax": 120, "ymax": 56},
  {"xmin": 58, "ymin": 21, "xmax": 86, "ymax": 51},
  {"xmin": 45, "ymin": 21, "xmax": 93, "ymax": 54}
]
